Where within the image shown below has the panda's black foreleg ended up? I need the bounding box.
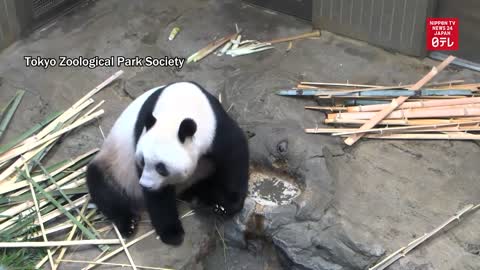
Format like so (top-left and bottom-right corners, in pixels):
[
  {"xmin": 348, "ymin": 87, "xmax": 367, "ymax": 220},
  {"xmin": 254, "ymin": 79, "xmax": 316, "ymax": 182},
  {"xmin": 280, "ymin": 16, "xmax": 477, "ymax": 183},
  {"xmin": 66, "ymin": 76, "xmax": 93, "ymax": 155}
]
[
  {"xmin": 86, "ymin": 163, "xmax": 138, "ymax": 237},
  {"xmin": 143, "ymin": 185, "xmax": 184, "ymax": 246}
]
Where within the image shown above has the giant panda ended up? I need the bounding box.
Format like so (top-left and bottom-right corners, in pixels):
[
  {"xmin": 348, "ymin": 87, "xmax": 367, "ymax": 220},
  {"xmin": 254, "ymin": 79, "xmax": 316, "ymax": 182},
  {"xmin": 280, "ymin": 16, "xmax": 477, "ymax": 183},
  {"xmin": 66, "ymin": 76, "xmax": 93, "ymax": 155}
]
[{"xmin": 86, "ymin": 81, "xmax": 249, "ymax": 246}]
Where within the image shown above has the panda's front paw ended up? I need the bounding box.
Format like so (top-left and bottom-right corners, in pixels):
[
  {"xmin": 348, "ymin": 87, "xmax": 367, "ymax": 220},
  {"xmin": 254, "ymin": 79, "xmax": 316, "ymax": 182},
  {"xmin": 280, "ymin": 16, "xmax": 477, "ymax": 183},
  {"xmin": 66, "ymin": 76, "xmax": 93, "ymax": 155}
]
[
  {"xmin": 115, "ymin": 216, "xmax": 139, "ymax": 237},
  {"xmin": 157, "ymin": 224, "xmax": 185, "ymax": 246}
]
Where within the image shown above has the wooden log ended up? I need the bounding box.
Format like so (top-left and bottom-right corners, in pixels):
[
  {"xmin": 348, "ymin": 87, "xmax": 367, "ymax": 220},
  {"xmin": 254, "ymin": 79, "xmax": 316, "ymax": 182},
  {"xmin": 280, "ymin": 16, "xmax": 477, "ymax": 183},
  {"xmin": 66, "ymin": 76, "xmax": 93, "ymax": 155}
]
[
  {"xmin": 344, "ymin": 55, "xmax": 456, "ymax": 145},
  {"xmin": 347, "ymin": 97, "xmax": 480, "ymax": 112}
]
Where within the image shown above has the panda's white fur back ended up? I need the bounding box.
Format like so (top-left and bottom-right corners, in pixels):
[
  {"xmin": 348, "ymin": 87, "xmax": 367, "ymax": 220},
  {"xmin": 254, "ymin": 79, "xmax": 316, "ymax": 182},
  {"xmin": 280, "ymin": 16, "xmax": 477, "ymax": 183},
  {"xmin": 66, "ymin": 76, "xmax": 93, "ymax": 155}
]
[{"xmin": 93, "ymin": 82, "xmax": 217, "ymax": 200}]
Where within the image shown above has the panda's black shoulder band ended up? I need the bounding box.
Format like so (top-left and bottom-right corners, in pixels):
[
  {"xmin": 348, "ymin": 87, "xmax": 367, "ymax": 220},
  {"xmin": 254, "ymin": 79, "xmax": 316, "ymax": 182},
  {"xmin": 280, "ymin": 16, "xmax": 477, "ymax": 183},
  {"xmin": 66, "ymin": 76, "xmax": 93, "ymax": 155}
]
[{"xmin": 134, "ymin": 86, "xmax": 166, "ymax": 147}]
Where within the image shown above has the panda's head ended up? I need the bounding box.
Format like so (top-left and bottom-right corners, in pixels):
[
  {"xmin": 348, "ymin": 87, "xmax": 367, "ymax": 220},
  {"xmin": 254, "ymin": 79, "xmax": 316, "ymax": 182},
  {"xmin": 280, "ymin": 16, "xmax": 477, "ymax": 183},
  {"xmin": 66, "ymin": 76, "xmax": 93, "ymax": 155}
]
[{"xmin": 135, "ymin": 114, "xmax": 199, "ymax": 191}]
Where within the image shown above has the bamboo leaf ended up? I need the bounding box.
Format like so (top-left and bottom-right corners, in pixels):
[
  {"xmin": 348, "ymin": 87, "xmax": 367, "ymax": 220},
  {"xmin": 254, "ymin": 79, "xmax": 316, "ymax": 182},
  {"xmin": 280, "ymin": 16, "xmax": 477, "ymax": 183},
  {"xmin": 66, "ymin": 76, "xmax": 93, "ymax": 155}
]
[{"xmin": 0, "ymin": 90, "xmax": 25, "ymax": 141}]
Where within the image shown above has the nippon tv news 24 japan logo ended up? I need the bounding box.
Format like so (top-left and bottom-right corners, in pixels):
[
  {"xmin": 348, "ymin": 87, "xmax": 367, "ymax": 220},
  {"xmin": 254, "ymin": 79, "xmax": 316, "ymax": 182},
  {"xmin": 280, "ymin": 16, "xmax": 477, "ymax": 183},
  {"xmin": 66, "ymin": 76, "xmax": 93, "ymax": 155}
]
[{"xmin": 426, "ymin": 18, "xmax": 458, "ymax": 51}]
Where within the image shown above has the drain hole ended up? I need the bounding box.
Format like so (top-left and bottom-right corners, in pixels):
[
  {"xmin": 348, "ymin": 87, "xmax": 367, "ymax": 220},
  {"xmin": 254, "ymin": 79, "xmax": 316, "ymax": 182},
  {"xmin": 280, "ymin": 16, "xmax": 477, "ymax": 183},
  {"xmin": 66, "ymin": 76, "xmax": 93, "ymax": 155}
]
[{"xmin": 248, "ymin": 169, "xmax": 301, "ymax": 207}]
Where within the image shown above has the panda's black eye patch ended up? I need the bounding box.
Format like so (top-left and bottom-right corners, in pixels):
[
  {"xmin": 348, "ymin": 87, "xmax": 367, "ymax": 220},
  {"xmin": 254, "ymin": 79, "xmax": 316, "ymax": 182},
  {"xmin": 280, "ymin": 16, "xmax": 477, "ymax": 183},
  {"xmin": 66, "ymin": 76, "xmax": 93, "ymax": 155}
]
[
  {"xmin": 155, "ymin": 162, "xmax": 169, "ymax": 177},
  {"xmin": 178, "ymin": 118, "xmax": 197, "ymax": 143}
]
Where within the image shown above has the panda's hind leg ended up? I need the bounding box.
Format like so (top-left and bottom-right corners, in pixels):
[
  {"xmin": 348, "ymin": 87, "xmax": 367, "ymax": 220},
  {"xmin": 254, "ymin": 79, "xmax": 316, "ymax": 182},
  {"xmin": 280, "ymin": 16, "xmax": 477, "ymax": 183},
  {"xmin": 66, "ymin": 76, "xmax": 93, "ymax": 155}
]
[{"xmin": 86, "ymin": 162, "xmax": 139, "ymax": 237}]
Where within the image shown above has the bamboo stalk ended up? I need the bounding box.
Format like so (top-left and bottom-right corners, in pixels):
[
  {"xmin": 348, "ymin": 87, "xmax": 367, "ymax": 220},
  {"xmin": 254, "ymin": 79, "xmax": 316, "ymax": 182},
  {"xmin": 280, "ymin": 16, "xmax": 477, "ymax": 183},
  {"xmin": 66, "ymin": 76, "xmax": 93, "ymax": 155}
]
[
  {"xmin": 0, "ymin": 111, "xmax": 62, "ymax": 155},
  {"xmin": 369, "ymin": 204, "xmax": 480, "ymax": 270},
  {"xmin": 26, "ymin": 166, "xmax": 56, "ymax": 270},
  {"xmin": 85, "ymin": 100, "xmax": 105, "ymax": 117},
  {"xmin": 0, "ymin": 110, "xmax": 103, "ymax": 164},
  {"xmin": 0, "ymin": 239, "xmax": 121, "ymax": 248},
  {"xmin": 187, "ymin": 33, "xmax": 238, "ymax": 63},
  {"xmin": 0, "ymin": 90, "xmax": 25, "ymax": 141},
  {"xmin": 113, "ymin": 224, "xmax": 138, "ymax": 270},
  {"xmin": 0, "ymin": 138, "xmax": 56, "ymax": 183},
  {"xmin": 331, "ymin": 121, "xmax": 480, "ymax": 135},
  {"xmin": 305, "ymin": 106, "xmax": 348, "ymax": 111},
  {"xmin": 348, "ymin": 97, "xmax": 480, "ymax": 112},
  {"xmin": 316, "ymin": 79, "xmax": 466, "ymax": 96},
  {"xmin": 306, "ymin": 125, "xmax": 480, "ymax": 135},
  {"xmin": 72, "ymin": 70, "xmax": 124, "ymax": 109},
  {"xmin": 58, "ymin": 259, "xmax": 174, "ymax": 270},
  {"xmin": 55, "ymin": 200, "xmax": 90, "ymax": 269},
  {"xmin": 299, "ymin": 82, "xmax": 380, "ymax": 88},
  {"xmin": 35, "ymin": 247, "xmax": 61, "ymax": 269},
  {"xmin": 265, "ymin": 30, "xmax": 320, "ymax": 44},
  {"xmin": 16, "ymin": 98, "xmax": 94, "ymax": 150},
  {"xmin": 0, "ymin": 171, "xmax": 86, "ymax": 221},
  {"xmin": 348, "ymin": 133, "xmax": 480, "ymax": 140},
  {"xmin": 324, "ymin": 117, "xmax": 480, "ymax": 125},
  {"xmin": 0, "ymin": 148, "xmax": 96, "ymax": 195},
  {"xmin": 27, "ymin": 178, "xmax": 105, "ymax": 250},
  {"xmin": 331, "ymin": 106, "xmax": 480, "ymax": 120},
  {"xmin": 84, "ymin": 210, "xmax": 195, "ymax": 270},
  {"xmin": 344, "ymin": 55, "xmax": 456, "ymax": 145},
  {"xmin": 83, "ymin": 230, "xmax": 156, "ymax": 270}
]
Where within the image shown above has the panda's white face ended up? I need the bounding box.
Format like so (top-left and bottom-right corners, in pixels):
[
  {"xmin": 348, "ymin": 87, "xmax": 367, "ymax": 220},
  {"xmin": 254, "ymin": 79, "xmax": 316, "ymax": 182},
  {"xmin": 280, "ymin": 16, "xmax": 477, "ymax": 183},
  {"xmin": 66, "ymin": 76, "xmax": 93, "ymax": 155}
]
[{"xmin": 135, "ymin": 118, "xmax": 199, "ymax": 191}]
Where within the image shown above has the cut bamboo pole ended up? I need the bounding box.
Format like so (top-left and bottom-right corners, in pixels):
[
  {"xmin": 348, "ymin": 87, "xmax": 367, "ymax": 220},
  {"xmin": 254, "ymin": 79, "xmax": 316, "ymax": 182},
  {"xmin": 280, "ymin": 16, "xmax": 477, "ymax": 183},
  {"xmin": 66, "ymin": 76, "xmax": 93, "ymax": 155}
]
[
  {"xmin": 14, "ymin": 98, "xmax": 94, "ymax": 151},
  {"xmin": 330, "ymin": 106, "xmax": 480, "ymax": 120},
  {"xmin": 348, "ymin": 133, "xmax": 480, "ymax": 140},
  {"xmin": 58, "ymin": 259, "xmax": 174, "ymax": 270},
  {"xmin": 84, "ymin": 210, "xmax": 195, "ymax": 270},
  {"xmin": 347, "ymin": 97, "xmax": 480, "ymax": 112},
  {"xmin": 85, "ymin": 100, "xmax": 105, "ymax": 117},
  {"xmin": 265, "ymin": 30, "xmax": 320, "ymax": 44},
  {"xmin": 0, "ymin": 174, "xmax": 86, "ymax": 222},
  {"xmin": 299, "ymin": 82, "xmax": 380, "ymax": 88},
  {"xmin": 0, "ymin": 90, "xmax": 25, "ymax": 141},
  {"xmin": 55, "ymin": 201, "xmax": 90, "ymax": 269},
  {"xmin": 305, "ymin": 106, "xmax": 348, "ymax": 111},
  {"xmin": 0, "ymin": 148, "xmax": 96, "ymax": 195},
  {"xmin": 331, "ymin": 121, "xmax": 480, "ymax": 136},
  {"xmin": 0, "ymin": 138, "xmax": 56, "ymax": 183},
  {"xmin": 306, "ymin": 124, "xmax": 480, "ymax": 135},
  {"xmin": 0, "ymin": 110, "xmax": 103, "ymax": 164},
  {"xmin": 27, "ymin": 166, "xmax": 56, "ymax": 270},
  {"xmin": 0, "ymin": 239, "xmax": 121, "ymax": 248},
  {"xmin": 72, "ymin": 70, "xmax": 124, "ymax": 109},
  {"xmin": 369, "ymin": 204, "xmax": 480, "ymax": 270},
  {"xmin": 324, "ymin": 117, "xmax": 480, "ymax": 126},
  {"xmin": 83, "ymin": 230, "xmax": 156, "ymax": 270},
  {"xmin": 187, "ymin": 32, "xmax": 238, "ymax": 63},
  {"xmin": 344, "ymin": 55, "xmax": 456, "ymax": 146},
  {"xmin": 315, "ymin": 79, "xmax": 465, "ymax": 96},
  {"xmin": 113, "ymin": 224, "xmax": 138, "ymax": 270},
  {"xmin": 36, "ymin": 247, "xmax": 61, "ymax": 270}
]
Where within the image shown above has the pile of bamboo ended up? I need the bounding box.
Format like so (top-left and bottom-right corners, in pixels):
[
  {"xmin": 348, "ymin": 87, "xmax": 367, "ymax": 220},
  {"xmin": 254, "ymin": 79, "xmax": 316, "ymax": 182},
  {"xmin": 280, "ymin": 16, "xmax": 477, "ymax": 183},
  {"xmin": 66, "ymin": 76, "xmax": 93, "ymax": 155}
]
[
  {"xmin": 278, "ymin": 56, "xmax": 480, "ymax": 144},
  {"xmin": 0, "ymin": 71, "xmax": 188, "ymax": 270}
]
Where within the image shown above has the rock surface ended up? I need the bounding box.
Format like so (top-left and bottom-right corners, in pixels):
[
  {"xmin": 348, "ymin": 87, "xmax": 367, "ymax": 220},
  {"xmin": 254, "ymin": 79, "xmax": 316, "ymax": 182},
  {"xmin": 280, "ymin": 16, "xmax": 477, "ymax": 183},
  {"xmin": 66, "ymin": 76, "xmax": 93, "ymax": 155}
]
[{"xmin": 0, "ymin": 0, "xmax": 479, "ymax": 269}]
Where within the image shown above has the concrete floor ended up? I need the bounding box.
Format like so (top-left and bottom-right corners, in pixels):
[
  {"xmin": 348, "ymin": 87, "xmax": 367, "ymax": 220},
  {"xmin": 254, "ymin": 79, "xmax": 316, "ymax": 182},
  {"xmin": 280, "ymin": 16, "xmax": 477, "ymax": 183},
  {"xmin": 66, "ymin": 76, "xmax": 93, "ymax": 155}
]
[{"xmin": 1, "ymin": 0, "xmax": 480, "ymax": 269}]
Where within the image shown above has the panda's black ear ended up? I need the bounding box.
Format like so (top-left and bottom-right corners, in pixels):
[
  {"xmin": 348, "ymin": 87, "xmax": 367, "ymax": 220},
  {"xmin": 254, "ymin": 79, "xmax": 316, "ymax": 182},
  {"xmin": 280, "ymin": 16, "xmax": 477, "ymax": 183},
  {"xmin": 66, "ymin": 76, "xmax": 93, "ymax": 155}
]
[
  {"xmin": 178, "ymin": 118, "xmax": 197, "ymax": 143},
  {"xmin": 145, "ymin": 113, "xmax": 156, "ymax": 130}
]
